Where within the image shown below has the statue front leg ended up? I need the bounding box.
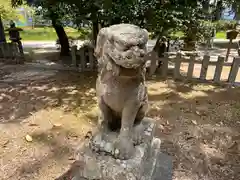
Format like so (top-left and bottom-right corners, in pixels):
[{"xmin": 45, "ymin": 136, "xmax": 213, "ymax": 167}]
[
  {"xmin": 98, "ymin": 96, "xmax": 113, "ymax": 133},
  {"xmin": 114, "ymin": 101, "xmax": 140, "ymax": 160},
  {"xmin": 91, "ymin": 96, "xmax": 113, "ymax": 151}
]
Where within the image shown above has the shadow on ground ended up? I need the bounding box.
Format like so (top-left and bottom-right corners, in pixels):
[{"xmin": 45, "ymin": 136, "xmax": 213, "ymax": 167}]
[
  {"xmin": 0, "ymin": 71, "xmax": 98, "ymax": 124},
  {"xmin": 23, "ymin": 48, "xmax": 60, "ymax": 62},
  {"xmin": 0, "ymin": 69, "xmax": 239, "ymax": 180},
  {"xmin": 147, "ymin": 75, "xmax": 240, "ymax": 180},
  {"xmin": 0, "ymin": 70, "xmax": 98, "ymax": 180}
]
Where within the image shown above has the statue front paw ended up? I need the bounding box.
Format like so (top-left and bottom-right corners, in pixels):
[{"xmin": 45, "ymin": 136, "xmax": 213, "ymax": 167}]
[
  {"xmin": 90, "ymin": 132, "xmax": 104, "ymax": 152},
  {"xmin": 133, "ymin": 124, "xmax": 145, "ymax": 146},
  {"xmin": 114, "ymin": 137, "xmax": 135, "ymax": 160}
]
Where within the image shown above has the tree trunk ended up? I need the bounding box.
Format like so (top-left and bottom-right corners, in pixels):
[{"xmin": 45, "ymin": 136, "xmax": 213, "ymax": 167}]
[
  {"xmin": 183, "ymin": 32, "xmax": 197, "ymax": 51},
  {"xmin": 183, "ymin": 40, "xmax": 196, "ymax": 51},
  {"xmin": 232, "ymin": 2, "xmax": 240, "ymax": 21},
  {"xmin": 92, "ymin": 20, "xmax": 99, "ymax": 46},
  {"xmin": 183, "ymin": 22, "xmax": 198, "ymax": 51},
  {"xmin": 202, "ymin": 0, "xmax": 210, "ymax": 14},
  {"xmin": 0, "ymin": 16, "xmax": 6, "ymax": 43},
  {"xmin": 213, "ymin": 0, "xmax": 223, "ymax": 21},
  {"xmin": 148, "ymin": 35, "xmax": 162, "ymax": 75},
  {"xmin": 51, "ymin": 16, "xmax": 69, "ymax": 56},
  {"xmin": 153, "ymin": 35, "xmax": 162, "ymax": 52},
  {"xmin": 166, "ymin": 39, "xmax": 170, "ymax": 52}
]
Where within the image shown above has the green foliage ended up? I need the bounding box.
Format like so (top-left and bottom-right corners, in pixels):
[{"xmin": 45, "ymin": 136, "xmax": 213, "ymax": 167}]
[
  {"xmin": 215, "ymin": 31, "xmax": 226, "ymax": 39},
  {"xmin": 0, "ymin": 0, "xmax": 19, "ymax": 21},
  {"xmin": 4, "ymin": 26, "xmax": 90, "ymax": 41},
  {"xmin": 214, "ymin": 20, "xmax": 237, "ymax": 32},
  {"xmin": 197, "ymin": 21, "xmax": 216, "ymax": 42},
  {"xmin": 11, "ymin": 0, "xmax": 234, "ymax": 44},
  {"xmin": 170, "ymin": 2, "xmax": 207, "ymax": 45}
]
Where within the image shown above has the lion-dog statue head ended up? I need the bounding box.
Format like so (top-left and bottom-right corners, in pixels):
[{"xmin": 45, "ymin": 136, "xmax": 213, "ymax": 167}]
[{"xmin": 94, "ymin": 24, "xmax": 149, "ymax": 77}]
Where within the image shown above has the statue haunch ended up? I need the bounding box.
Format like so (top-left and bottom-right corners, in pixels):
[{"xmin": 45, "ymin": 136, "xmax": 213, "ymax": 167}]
[{"xmin": 94, "ymin": 24, "xmax": 149, "ymax": 160}]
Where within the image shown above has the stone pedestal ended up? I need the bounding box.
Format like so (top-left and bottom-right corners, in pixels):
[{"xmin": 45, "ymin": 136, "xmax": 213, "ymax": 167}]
[{"xmin": 56, "ymin": 118, "xmax": 171, "ymax": 180}]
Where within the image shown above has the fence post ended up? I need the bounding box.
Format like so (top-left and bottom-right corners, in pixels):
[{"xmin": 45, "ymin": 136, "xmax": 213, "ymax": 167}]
[
  {"xmin": 160, "ymin": 55, "xmax": 168, "ymax": 78},
  {"xmin": 88, "ymin": 47, "xmax": 94, "ymax": 71},
  {"xmin": 11, "ymin": 43, "xmax": 17, "ymax": 62},
  {"xmin": 187, "ymin": 55, "xmax": 195, "ymax": 80},
  {"xmin": 146, "ymin": 51, "xmax": 157, "ymax": 76},
  {"xmin": 9, "ymin": 43, "xmax": 15, "ymax": 59},
  {"xmin": 174, "ymin": 52, "xmax": 181, "ymax": 80},
  {"xmin": 80, "ymin": 49, "xmax": 86, "ymax": 72},
  {"xmin": 0, "ymin": 42, "xmax": 4, "ymax": 58},
  {"xmin": 71, "ymin": 45, "xmax": 77, "ymax": 67},
  {"xmin": 228, "ymin": 57, "xmax": 240, "ymax": 84},
  {"xmin": 3, "ymin": 43, "xmax": 8, "ymax": 58},
  {"xmin": 200, "ymin": 55, "xmax": 210, "ymax": 80},
  {"xmin": 213, "ymin": 56, "xmax": 225, "ymax": 83}
]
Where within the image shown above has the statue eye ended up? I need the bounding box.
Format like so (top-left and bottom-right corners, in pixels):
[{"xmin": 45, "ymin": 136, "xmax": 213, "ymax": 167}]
[
  {"xmin": 115, "ymin": 42, "xmax": 123, "ymax": 50},
  {"xmin": 124, "ymin": 47, "xmax": 130, "ymax": 51},
  {"xmin": 138, "ymin": 43, "xmax": 145, "ymax": 49},
  {"xmin": 123, "ymin": 45, "xmax": 131, "ymax": 51}
]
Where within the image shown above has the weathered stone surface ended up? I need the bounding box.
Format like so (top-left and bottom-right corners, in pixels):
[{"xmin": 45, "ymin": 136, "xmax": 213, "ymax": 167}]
[
  {"xmin": 56, "ymin": 122, "xmax": 172, "ymax": 180},
  {"xmin": 151, "ymin": 152, "xmax": 172, "ymax": 180},
  {"xmin": 70, "ymin": 118, "xmax": 162, "ymax": 180},
  {"xmin": 94, "ymin": 23, "xmax": 149, "ymax": 160},
  {"xmin": 90, "ymin": 118, "xmax": 155, "ymax": 157},
  {"xmin": 55, "ymin": 24, "xmax": 172, "ymax": 180}
]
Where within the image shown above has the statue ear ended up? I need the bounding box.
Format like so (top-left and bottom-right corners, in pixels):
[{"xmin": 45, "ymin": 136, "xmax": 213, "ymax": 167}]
[
  {"xmin": 108, "ymin": 34, "xmax": 114, "ymax": 44},
  {"xmin": 142, "ymin": 29, "xmax": 149, "ymax": 41},
  {"xmin": 111, "ymin": 61, "xmax": 120, "ymax": 76},
  {"xmin": 94, "ymin": 27, "xmax": 109, "ymax": 58}
]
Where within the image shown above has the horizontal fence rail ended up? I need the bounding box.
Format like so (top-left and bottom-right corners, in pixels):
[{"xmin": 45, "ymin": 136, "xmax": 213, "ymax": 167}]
[
  {"xmin": 160, "ymin": 52, "xmax": 240, "ymax": 85},
  {"xmin": 72, "ymin": 46, "xmax": 240, "ymax": 86}
]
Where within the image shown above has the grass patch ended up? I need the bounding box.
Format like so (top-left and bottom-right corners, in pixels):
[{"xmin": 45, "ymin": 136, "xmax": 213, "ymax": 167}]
[
  {"xmin": 4, "ymin": 26, "xmax": 226, "ymax": 41},
  {"xmin": 171, "ymin": 31, "xmax": 184, "ymax": 38},
  {"xmin": 168, "ymin": 31, "xmax": 226, "ymax": 40},
  {"xmin": 5, "ymin": 26, "xmax": 90, "ymax": 41},
  {"xmin": 215, "ymin": 31, "xmax": 226, "ymax": 39},
  {"xmin": 172, "ymin": 31, "xmax": 226, "ymax": 39}
]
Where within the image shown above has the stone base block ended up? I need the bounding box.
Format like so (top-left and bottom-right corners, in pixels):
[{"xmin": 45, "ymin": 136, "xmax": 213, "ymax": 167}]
[
  {"xmin": 89, "ymin": 117, "xmax": 156, "ymax": 158},
  {"xmin": 74, "ymin": 138, "xmax": 161, "ymax": 180},
  {"xmin": 55, "ymin": 118, "xmax": 172, "ymax": 180}
]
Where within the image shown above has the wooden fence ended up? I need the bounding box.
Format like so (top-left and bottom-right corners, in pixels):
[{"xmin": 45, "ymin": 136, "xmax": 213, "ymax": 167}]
[
  {"xmin": 0, "ymin": 42, "xmax": 23, "ymax": 64},
  {"xmin": 159, "ymin": 52, "xmax": 240, "ymax": 85},
  {"xmin": 71, "ymin": 46, "xmax": 240, "ymax": 85},
  {"xmin": 71, "ymin": 45, "xmax": 97, "ymax": 71}
]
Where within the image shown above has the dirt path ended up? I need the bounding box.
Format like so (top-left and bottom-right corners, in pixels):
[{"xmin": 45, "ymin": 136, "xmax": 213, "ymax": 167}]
[
  {"xmin": 147, "ymin": 76, "xmax": 240, "ymax": 180},
  {"xmin": 0, "ymin": 66, "xmax": 239, "ymax": 180},
  {"xmin": 0, "ymin": 67, "xmax": 97, "ymax": 180}
]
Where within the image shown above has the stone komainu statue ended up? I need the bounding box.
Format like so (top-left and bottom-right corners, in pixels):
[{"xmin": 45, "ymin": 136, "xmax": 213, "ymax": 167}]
[{"xmin": 93, "ymin": 24, "xmax": 149, "ymax": 160}]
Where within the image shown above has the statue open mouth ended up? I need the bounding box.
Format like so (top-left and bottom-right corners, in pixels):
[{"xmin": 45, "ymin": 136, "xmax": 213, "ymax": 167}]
[
  {"xmin": 106, "ymin": 53, "xmax": 144, "ymax": 77},
  {"xmin": 107, "ymin": 44, "xmax": 147, "ymax": 70},
  {"xmin": 118, "ymin": 65, "xmax": 142, "ymax": 77}
]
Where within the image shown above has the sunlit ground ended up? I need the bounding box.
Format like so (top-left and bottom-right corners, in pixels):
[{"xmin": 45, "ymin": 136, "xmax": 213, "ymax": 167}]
[{"xmin": 0, "ymin": 69, "xmax": 239, "ymax": 180}]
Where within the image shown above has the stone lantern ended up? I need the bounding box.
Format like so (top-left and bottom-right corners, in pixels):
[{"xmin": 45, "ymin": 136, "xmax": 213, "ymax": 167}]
[
  {"xmin": 5, "ymin": 21, "xmax": 24, "ymax": 55},
  {"xmin": 225, "ymin": 29, "xmax": 239, "ymax": 62},
  {"xmin": 226, "ymin": 29, "xmax": 238, "ymax": 40}
]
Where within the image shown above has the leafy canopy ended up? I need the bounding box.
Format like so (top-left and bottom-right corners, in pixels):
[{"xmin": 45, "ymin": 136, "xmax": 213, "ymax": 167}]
[{"xmin": 0, "ymin": 0, "xmax": 19, "ymax": 20}]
